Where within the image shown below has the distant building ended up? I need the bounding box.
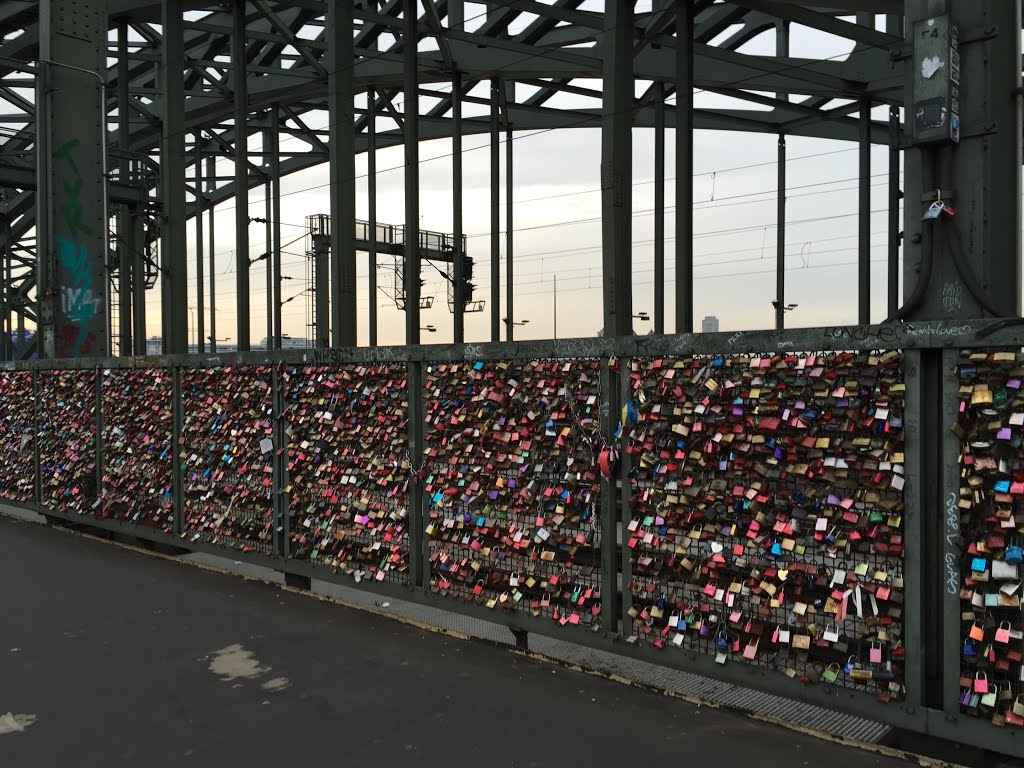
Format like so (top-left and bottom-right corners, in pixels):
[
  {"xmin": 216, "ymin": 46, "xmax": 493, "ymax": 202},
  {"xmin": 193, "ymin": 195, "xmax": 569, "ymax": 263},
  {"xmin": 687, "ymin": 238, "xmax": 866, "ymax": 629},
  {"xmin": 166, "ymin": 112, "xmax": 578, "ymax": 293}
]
[{"xmin": 701, "ymin": 315, "xmax": 720, "ymax": 333}]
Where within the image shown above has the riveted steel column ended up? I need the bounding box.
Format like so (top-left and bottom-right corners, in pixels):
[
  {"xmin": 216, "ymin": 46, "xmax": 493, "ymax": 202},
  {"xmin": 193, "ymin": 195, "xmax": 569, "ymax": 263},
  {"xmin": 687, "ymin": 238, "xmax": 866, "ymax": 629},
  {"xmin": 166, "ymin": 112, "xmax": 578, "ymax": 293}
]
[
  {"xmin": 328, "ymin": 0, "xmax": 356, "ymax": 347},
  {"xmin": 162, "ymin": 0, "xmax": 187, "ymax": 355},
  {"xmin": 38, "ymin": 0, "xmax": 110, "ymax": 358},
  {"xmin": 601, "ymin": 0, "xmax": 632, "ymax": 338},
  {"xmin": 313, "ymin": 233, "xmax": 329, "ymax": 348},
  {"xmin": 233, "ymin": 0, "xmax": 250, "ymax": 351},
  {"xmin": 888, "ymin": 104, "xmax": 901, "ymax": 319},
  {"xmin": 505, "ymin": 118, "xmax": 514, "ymax": 341},
  {"xmin": 130, "ymin": 210, "xmax": 146, "ymax": 355}
]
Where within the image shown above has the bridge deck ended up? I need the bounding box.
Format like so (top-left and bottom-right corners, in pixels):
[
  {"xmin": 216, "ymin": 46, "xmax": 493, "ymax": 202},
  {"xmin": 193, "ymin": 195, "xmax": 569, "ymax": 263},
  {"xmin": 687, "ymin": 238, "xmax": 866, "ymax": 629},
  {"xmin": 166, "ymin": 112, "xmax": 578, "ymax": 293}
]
[{"xmin": 0, "ymin": 513, "xmax": 911, "ymax": 767}]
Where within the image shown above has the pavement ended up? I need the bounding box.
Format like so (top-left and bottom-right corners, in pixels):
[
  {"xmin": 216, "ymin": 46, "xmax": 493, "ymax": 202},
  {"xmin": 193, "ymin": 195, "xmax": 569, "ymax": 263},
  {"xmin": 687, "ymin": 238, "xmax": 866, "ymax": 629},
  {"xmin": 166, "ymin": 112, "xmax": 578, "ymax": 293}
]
[{"xmin": 0, "ymin": 513, "xmax": 918, "ymax": 768}]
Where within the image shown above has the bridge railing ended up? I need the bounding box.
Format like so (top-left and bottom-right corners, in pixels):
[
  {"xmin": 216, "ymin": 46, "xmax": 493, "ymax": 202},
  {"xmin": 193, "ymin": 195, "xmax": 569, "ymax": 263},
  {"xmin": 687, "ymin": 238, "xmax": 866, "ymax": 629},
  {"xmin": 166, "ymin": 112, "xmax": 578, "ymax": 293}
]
[{"xmin": 2, "ymin": 318, "xmax": 1023, "ymax": 758}]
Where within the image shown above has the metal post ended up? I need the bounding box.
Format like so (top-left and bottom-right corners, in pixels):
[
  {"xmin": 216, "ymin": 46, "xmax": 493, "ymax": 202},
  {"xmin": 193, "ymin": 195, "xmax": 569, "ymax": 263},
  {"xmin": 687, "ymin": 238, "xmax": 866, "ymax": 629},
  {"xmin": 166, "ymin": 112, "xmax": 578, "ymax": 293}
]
[
  {"xmin": 233, "ymin": 0, "xmax": 250, "ymax": 351},
  {"xmin": 601, "ymin": 0, "xmax": 633, "ymax": 338},
  {"xmin": 206, "ymin": 150, "xmax": 217, "ymax": 354},
  {"xmin": 270, "ymin": 105, "xmax": 282, "ymax": 350},
  {"xmin": 162, "ymin": 0, "xmax": 186, "ymax": 354},
  {"xmin": 94, "ymin": 365, "xmax": 104, "ymax": 500},
  {"xmin": 599, "ymin": 359, "xmax": 620, "ymax": 634},
  {"xmin": 888, "ymin": 105, "xmax": 901, "ymax": 319},
  {"xmin": 490, "ymin": 77, "xmax": 500, "ymax": 343},
  {"xmin": 859, "ymin": 97, "xmax": 871, "ymax": 324},
  {"xmin": 775, "ymin": 134, "xmax": 786, "ymax": 330},
  {"xmin": 265, "ymin": 176, "xmax": 272, "ymax": 349},
  {"xmin": 452, "ymin": 71, "xmax": 465, "ymax": 344},
  {"xmin": 407, "ymin": 360, "xmax": 425, "ymax": 588},
  {"xmin": 674, "ymin": 3, "xmax": 694, "ymax": 334},
  {"xmin": 653, "ymin": 82, "xmax": 665, "ymax": 335},
  {"xmin": 312, "ymin": 233, "xmax": 330, "ymax": 347},
  {"xmin": 271, "ymin": 365, "xmax": 287, "ymax": 555},
  {"xmin": 38, "ymin": 0, "xmax": 111, "ymax": 358},
  {"xmin": 195, "ymin": 133, "xmax": 205, "ymax": 353},
  {"xmin": 117, "ymin": 19, "xmax": 132, "ymax": 356},
  {"xmin": 553, "ymin": 274, "xmax": 557, "ymax": 340},
  {"xmin": 130, "ymin": 210, "xmax": 146, "ymax": 355},
  {"xmin": 171, "ymin": 366, "xmax": 184, "ymax": 536},
  {"xmin": 505, "ymin": 121, "xmax": 514, "ymax": 341},
  {"xmin": 404, "ymin": 0, "xmax": 420, "ymax": 346},
  {"xmin": 328, "ymin": 0, "xmax": 356, "ymax": 347},
  {"xmin": 367, "ymin": 87, "xmax": 378, "ymax": 348},
  {"xmin": 34, "ymin": 51, "xmax": 52, "ymax": 360}
]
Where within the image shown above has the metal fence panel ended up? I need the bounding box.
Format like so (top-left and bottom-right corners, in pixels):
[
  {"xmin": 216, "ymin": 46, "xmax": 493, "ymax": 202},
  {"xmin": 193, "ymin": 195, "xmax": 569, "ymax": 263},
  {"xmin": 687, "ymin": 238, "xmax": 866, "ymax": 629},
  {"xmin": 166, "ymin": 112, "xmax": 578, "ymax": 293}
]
[{"xmin": 0, "ymin": 371, "xmax": 36, "ymax": 503}]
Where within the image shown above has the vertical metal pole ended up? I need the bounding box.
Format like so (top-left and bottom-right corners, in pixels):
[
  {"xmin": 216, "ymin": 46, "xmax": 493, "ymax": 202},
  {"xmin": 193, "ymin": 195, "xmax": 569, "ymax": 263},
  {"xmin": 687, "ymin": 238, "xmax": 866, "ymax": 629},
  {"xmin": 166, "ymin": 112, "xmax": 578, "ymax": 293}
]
[
  {"xmin": 599, "ymin": 359, "xmax": 620, "ymax": 634},
  {"xmin": 505, "ymin": 121, "xmax": 514, "ymax": 341},
  {"xmin": 329, "ymin": 0, "xmax": 356, "ymax": 347},
  {"xmin": 775, "ymin": 134, "xmax": 786, "ymax": 330},
  {"xmin": 35, "ymin": 56, "xmax": 52, "ymax": 360},
  {"xmin": 233, "ymin": 0, "xmax": 250, "ymax": 351},
  {"xmin": 602, "ymin": 0, "xmax": 633, "ymax": 338},
  {"xmin": 206, "ymin": 150, "xmax": 217, "ymax": 354},
  {"xmin": 130, "ymin": 211, "xmax": 146, "ymax": 355},
  {"xmin": 674, "ymin": 4, "xmax": 694, "ymax": 335},
  {"xmin": 270, "ymin": 105, "xmax": 282, "ymax": 350},
  {"xmin": 195, "ymin": 133, "xmax": 205, "ymax": 353},
  {"xmin": 888, "ymin": 105, "xmax": 900, "ymax": 319},
  {"xmin": 553, "ymin": 274, "xmax": 557, "ymax": 340},
  {"xmin": 171, "ymin": 366, "xmax": 184, "ymax": 536},
  {"xmin": 653, "ymin": 82, "xmax": 665, "ymax": 335},
  {"xmin": 265, "ymin": 175, "xmax": 272, "ymax": 349},
  {"xmin": 859, "ymin": 97, "xmax": 872, "ymax": 324},
  {"xmin": 94, "ymin": 365, "xmax": 104, "ymax": 499},
  {"xmin": 313, "ymin": 233, "xmax": 330, "ymax": 347},
  {"xmin": 452, "ymin": 71, "xmax": 465, "ymax": 344},
  {"xmin": 117, "ymin": 19, "xmax": 133, "ymax": 356},
  {"xmin": 490, "ymin": 77, "xmax": 500, "ymax": 343},
  {"xmin": 404, "ymin": 0, "xmax": 420, "ymax": 347},
  {"xmin": 163, "ymin": 0, "xmax": 187, "ymax": 354},
  {"xmin": 272, "ymin": 364, "xmax": 287, "ymax": 555},
  {"xmin": 367, "ymin": 87, "xmax": 378, "ymax": 348}
]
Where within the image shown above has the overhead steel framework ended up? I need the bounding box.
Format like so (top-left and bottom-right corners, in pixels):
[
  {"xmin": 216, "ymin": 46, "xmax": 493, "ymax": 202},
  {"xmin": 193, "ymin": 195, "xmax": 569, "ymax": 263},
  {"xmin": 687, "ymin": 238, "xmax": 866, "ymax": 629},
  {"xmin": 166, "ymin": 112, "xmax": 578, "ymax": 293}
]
[{"xmin": 0, "ymin": 0, "xmax": 1020, "ymax": 358}]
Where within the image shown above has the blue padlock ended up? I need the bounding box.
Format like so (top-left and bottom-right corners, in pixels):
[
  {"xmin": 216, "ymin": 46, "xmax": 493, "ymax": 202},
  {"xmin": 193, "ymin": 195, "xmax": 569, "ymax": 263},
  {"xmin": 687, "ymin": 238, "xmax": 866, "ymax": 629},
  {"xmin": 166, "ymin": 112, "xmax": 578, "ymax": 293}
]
[{"xmin": 1007, "ymin": 545, "xmax": 1024, "ymax": 565}]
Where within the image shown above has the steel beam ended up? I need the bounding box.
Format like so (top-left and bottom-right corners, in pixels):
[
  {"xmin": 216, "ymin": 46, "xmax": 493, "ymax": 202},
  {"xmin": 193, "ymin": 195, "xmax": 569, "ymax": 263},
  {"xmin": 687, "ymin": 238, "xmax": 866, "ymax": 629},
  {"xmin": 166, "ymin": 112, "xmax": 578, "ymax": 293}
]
[
  {"xmin": 206, "ymin": 150, "xmax": 216, "ymax": 354},
  {"xmin": 859, "ymin": 97, "xmax": 871, "ymax": 324},
  {"xmin": 161, "ymin": 0, "xmax": 186, "ymax": 355},
  {"xmin": 328, "ymin": 0, "xmax": 357, "ymax": 347},
  {"xmin": 195, "ymin": 133, "xmax": 205, "ymax": 354},
  {"xmin": 117, "ymin": 19, "xmax": 132, "ymax": 356},
  {"xmin": 505, "ymin": 120, "xmax": 514, "ymax": 342},
  {"xmin": 313, "ymin": 232, "xmax": 329, "ymax": 348},
  {"xmin": 601, "ymin": 0, "xmax": 633, "ymax": 338},
  {"xmin": 452, "ymin": 71, "xmax": 464, "ymax": 344},
  {"xmin": 368, "ymin": 86, "xmax": 378, "ymax": 348},
  {"xmin": 38, "ymin": 0, "xmax": 110, "ymax": 358},
  {"xmin": 404, "ymin": 0, "xmax": 420, "ymax": 346},
  {"xmin": 888, "ymin": 104, "xmax": 900, "ymax": 319},
  {"xmin": 654, "ymin": 82, "xmax": 665, "ymax": 336},
  {"xmin": 233, "ymin": 0, "xmax": 251, "ymax": 351},
  {"xmin": 490, "ymin": 77, "xmax": 500, "ymax": 343},
  {"xmin": 675, "ymin": 3, "xmax": 693, "ymax": 335},
  {"xmin": 270, "ymin": 105, "xmax": 282, "ymax": 351}
]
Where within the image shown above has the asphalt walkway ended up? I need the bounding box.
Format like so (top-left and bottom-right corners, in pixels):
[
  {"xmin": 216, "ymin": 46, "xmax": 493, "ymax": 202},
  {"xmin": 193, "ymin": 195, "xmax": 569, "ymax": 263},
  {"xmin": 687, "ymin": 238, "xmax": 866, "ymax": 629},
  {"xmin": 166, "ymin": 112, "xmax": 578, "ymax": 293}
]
[{"xmin": 0, "ymin": 513, "xmax": 915, "ymax": 768}]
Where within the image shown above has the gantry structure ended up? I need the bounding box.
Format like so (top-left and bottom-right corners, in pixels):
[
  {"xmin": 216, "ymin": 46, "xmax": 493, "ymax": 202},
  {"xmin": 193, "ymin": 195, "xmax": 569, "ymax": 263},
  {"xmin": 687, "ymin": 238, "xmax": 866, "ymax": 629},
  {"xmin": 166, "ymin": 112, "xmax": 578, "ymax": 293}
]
[{"xmin": 0, "ymin": 1, "xmax": 1019, "ymax": 359}]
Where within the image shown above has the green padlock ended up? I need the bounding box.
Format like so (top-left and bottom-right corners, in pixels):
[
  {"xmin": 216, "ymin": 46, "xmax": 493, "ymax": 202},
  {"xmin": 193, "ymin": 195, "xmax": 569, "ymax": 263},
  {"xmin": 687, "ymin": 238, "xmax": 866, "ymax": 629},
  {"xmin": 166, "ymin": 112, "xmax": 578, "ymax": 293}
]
[{"xmin": 823, "ymin": 664, "xmax": 840, "ymax": 684}]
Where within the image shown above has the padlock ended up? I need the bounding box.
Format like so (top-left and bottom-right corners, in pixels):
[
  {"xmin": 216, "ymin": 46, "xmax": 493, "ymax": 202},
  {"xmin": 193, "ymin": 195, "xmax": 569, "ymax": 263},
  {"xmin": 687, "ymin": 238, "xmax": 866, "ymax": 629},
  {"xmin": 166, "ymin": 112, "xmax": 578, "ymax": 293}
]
[
  {"xmin": 822, "ymin": 664, "xmax": 840, "ymax": 684},
  {"xmin": 922, "ymin": 200, "xmax": 946, "ymax": 221}
]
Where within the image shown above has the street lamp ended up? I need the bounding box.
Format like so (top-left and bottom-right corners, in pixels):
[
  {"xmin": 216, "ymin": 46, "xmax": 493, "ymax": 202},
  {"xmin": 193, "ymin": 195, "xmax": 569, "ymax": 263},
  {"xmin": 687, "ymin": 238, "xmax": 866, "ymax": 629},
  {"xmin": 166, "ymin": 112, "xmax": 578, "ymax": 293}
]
[
  {"xmin": 633, "ymin": 312, "xmax": 650, "ymax": 321},
  {"xmin": 772, "ymin": 301, "xmax": 798, "ymax": 312},
  {"xmin": 503, "ymin": 318, "xmax": 529, "ymax": 327},
  {"xmin": 421, "ymin": 325, "xmax": 436, "ymax": 333}
]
